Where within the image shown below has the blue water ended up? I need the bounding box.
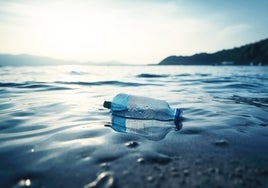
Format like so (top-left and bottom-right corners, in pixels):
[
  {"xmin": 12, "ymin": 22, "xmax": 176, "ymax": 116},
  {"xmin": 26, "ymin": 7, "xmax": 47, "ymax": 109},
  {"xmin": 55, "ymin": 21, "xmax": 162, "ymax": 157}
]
[{"xmin": 0, "ymin": 65, "xmax": 268, "ymax": 187}]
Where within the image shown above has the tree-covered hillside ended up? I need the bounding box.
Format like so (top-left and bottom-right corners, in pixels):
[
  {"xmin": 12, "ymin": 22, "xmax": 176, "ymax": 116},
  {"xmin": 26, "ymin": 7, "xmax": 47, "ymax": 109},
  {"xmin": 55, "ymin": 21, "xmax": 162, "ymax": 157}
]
[{"xmin": 159, "ymin": 38, "xmax": 268, "ymax": 65}]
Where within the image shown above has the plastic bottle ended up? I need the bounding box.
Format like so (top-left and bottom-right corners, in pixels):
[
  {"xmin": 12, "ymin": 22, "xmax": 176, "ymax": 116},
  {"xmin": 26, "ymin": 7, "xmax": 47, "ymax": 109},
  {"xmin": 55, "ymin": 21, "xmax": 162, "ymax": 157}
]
[
  {"xmin": 108, "ymin": 115, "xmax": 182, "ymax": 141},
  {"xmin": 103, "ymin": 93, "xmax": 182, "ymax": 126}
]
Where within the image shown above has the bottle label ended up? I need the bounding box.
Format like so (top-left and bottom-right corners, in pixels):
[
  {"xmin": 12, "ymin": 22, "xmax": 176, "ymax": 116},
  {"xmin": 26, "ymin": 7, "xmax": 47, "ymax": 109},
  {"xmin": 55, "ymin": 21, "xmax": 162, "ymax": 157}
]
[{"xmin": 111, "ymin": 93, "xmax": 129, "ymax": 111}]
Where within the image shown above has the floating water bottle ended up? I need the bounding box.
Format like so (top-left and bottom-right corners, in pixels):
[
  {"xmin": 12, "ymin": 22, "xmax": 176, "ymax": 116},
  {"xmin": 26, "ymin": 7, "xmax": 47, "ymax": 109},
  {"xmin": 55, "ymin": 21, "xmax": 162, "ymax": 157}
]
[
  {"xmin": 103, "ymin": 93, "xmax": 182, "ymax": 126},
  {"xmin": 107, "ymin": 115, "xmax": 182, "ymax": 141}
]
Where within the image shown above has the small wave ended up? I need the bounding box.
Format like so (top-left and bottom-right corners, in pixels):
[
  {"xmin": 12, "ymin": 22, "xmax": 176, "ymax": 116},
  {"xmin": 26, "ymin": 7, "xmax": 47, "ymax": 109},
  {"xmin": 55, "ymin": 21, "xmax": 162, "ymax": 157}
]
[
  {"xmin": 214, "ymin": 95, "xmax": 268, "ymax": 107},
  {"xmin": 0, "ymin": 82, "xmax": 25, "ymax": 87},
  {"xmin": 230, "ymin": 95, "xmax": 268, "ymax": 108},
  {"xmin": 0, "ymin": 81, "xmax": 163, "ymax": 90},
  {"xmin": 136, "ymin": 73, "xmax": 169, "ymax": 78},
  {"xmin": 201, "ymin": 78, "xmax": 233, "ymax": 84},
  {"xmin": 0, "ymin": 82, "xmax": 71, "ymax": 91},
  {"xmin": 56, "ymin": 81, "xmax": 160, "ymax": 87},
  {"xmin": 195, "ymin": 73, "xmax": 212, "ymax": 77},
  {"xmin": 69, "ymin": 71, "xmax": 89, "ymax": 75},
  {"xmin": 175, "ymin": 73, "xmax": 212, "ymax": 78},
  {"xmin": 0, "ymin": 119, "xmax": 26, "ymax": 131},
  {"xmin": 19, "ymin": 82, "xmax": 71, "ymax": 91},
  {"xmin": 0, "ymin": 103, "xmax": 14, "ymax": 110},
  {"xmin": 224, "ymin": 83, "xmax": 259, "ymax": 89},
  {"xmin": 175, "ymin": 73, "xmax": 191, "ymax": 77},
  {"xmin": 180, "ymin": 127, "xmax": 205, "ymax": 135}
]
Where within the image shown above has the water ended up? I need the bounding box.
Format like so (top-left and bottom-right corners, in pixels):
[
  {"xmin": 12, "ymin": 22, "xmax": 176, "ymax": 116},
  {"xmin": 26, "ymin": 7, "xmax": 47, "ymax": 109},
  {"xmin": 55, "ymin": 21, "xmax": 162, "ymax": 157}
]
[{"xmin": 0, "ymin": 65, "xmax": 268, "ymax": 187}]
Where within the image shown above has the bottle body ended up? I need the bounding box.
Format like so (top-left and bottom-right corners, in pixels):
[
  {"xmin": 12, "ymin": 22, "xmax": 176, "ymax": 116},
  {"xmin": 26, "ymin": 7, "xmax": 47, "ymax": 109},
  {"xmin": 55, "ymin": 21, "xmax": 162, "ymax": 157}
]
[{"xmin": 105, "ymin": 93, "xmax": 182, "ymax": 123}]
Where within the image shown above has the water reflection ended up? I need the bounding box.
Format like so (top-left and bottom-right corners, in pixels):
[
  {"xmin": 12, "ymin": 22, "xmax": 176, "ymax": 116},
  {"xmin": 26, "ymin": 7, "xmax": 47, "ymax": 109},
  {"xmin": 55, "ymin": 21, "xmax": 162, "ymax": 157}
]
[{"xmin": 106, "ymin": 115, "xmax": 182, "ymax": 141}]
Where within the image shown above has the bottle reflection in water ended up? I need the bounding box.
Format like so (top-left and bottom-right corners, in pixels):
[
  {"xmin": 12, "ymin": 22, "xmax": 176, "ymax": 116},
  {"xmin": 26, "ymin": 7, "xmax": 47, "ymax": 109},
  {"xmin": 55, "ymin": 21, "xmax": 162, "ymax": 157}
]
[{"xmin": 108, "ymin": 115, "xmax": 183, "ymax": 141}]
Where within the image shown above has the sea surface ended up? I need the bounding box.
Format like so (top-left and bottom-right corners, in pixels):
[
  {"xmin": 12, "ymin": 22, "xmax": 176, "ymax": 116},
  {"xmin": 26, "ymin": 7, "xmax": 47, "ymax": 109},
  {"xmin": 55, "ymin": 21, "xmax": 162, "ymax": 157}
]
[{"xmin": 0, "ymin": 65, "xmax": 268, "ymax": 187}]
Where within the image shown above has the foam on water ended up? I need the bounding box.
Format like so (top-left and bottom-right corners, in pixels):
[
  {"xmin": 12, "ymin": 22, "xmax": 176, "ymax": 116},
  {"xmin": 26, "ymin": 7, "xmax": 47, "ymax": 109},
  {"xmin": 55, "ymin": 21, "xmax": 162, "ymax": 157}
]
[{"xmin": 0, "ymin": 65, "xmax": 268, "ymax": 187}]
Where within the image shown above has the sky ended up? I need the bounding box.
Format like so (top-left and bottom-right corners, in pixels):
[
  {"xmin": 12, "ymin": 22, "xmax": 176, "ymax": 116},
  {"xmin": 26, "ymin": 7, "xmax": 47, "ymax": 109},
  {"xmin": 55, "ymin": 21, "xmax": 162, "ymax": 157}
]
[{"xmin": 0, "ymin": 0, "xmax": 268, "ymax": 64}]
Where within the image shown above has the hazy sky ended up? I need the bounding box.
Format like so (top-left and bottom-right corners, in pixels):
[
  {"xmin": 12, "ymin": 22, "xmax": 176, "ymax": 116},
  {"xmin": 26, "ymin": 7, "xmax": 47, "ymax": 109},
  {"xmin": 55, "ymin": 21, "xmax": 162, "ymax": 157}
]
[{"xmin": 0, "ymin": 0, "xmax": 268, "ymax": 64}]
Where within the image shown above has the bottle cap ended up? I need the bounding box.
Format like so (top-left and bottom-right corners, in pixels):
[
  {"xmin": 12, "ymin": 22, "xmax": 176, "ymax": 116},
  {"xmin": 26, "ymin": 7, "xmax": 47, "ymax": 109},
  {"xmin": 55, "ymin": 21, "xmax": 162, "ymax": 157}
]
[
  {"xmin": 103, "ymin": 101, "xmax": 112, "ymax": 109},
  {"xmin": 174, "ymin": 108, "xmax": 183, "ymax": 130}
]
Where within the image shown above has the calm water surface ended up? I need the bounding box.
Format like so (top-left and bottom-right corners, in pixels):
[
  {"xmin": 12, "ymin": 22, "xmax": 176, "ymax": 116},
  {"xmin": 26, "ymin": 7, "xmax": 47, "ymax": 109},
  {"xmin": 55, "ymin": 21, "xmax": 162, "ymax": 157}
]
[{"xmin": 0, "ymin": 65, "xmax": 267, "ymax": 187}]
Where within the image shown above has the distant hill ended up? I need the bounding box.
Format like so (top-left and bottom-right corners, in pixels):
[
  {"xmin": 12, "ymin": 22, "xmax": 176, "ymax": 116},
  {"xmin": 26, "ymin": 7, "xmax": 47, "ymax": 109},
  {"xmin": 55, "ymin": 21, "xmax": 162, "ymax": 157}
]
[
  {"xmin": 0, "ymin": 54, "xmax": 81, "ymax": 66},
  {"xmin": 0, "ymin": 54, "xmax": 127, "ymax": 66},
  {"xmin": 159, "ymin": 38, "xmax": 268, "ymax": 65}
]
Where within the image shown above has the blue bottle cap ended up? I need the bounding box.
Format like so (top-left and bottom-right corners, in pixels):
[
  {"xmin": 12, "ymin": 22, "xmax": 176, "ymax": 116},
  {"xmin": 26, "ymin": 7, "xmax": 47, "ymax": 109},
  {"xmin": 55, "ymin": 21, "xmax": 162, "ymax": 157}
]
[
  {"xmin": 103, "ymin": 101, "xmax": 111, "ymax": 109},
  {"xmin": 174, "ymin": 108, "xmax": 183, "ymax": 129}
]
